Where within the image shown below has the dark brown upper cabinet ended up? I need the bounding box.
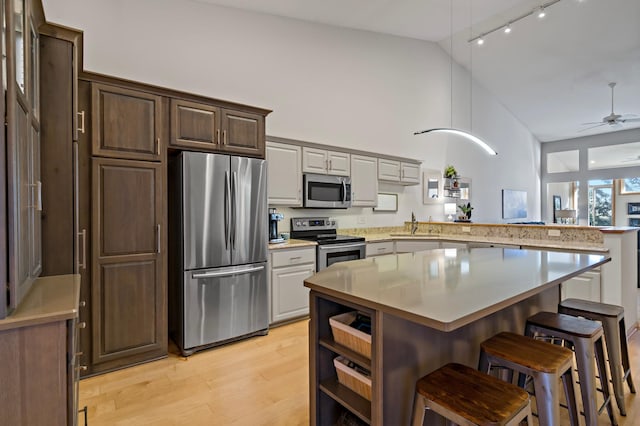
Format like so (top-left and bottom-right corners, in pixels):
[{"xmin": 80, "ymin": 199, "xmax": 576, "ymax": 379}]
[
  {"xmin": 170, "ymin": 98, "xmax": 219, "ymax": 150},
  {"xmin": 170, "ymin": 98, "xmax": 265, "ymax": 157},
  {"xmin": 220, "ymin": 108, "xmax": 264, "ymax": 157},
  {"xmin": 91, "ymin": 83, "xmax": 163, "ymax": 161}
]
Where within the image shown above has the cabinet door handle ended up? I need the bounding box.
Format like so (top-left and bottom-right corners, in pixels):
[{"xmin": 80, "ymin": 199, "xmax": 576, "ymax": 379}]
[
  {"xmin": 78, "ymin": 322, "xmax": 87, "ymax": 329},
  {"xmin": 223, "ymin": 130, "xmax": 227, "ymax": 145},
  {"xmin": 289, "ymin": 256, "xmax": 302, "ymax": 261},
  {"xmin": 329, "ymin": 159, "xmax": 332, "ymax": 170},
  {"xmin": 77, "ymin": 111, "xmax": 85, "ymax": 134},
  {"xmin": 77, "ymin": 365, "xmax": 88, "ymax": 372},
  {"xmin": 79, "ymin": 300, "xmax": 86, "ymax": 308},
  {"xmin": 156, "ymin": 224, "xmax": 161, "ymax": 254},
  {"xmin": 78, "ymin": 229, "xmax": 87, "ymax": 270},
  {"xmin": 216, "ymin": 129, "xmax": 220, "ymax": 144},
  {"xmin": 156, "ymin": 138, "xmax": 160, "ymax": 154},
  {"xmin": 377, "ymin": 247, "xmax": 386, "ymax": 251},
  {"xmin": 36, "ymin": 181, "xmax": 42, "ymax": 211}
]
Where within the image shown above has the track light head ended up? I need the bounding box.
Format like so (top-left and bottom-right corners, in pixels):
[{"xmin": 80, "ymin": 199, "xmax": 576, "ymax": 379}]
[
  {"xmin": 504, "ymin": 24, "xmax": 512, "ymax": 34},
  {"xmin": 537, "ymin": 7, "xmax": 546, "ymax": 18},
  {"xmin": 476, "ymin": 37, "xmax": 484, "ymax": 45}
]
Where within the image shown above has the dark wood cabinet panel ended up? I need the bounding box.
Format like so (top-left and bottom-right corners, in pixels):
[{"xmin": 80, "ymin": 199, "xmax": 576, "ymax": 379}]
[
  {"xmin": 98, "ymin": 164, "xmax": 157, "ymax": 255},
  {"xmin": 91, "ymin": 83, "xmax": 163, "ymax": 161},
  {"xmin": 40, "ymin": 34, "xmax": 74, "ymax": 276},
  {"xmin": 170, "ymin": 98, "xmax": 219, "ymax": 150},
  {"xmin": 99, "ymin": 260, "xmax": 158, "ymax": 357},
  {"xmin": 0, "ymin": 321, "xmax": 68, "ymax": 425},
  {"xmin": 91, "ymin": 157, "xmax": 166, "ymax": 367},
  {"xmin": 220, "ymin": 109, "xmax": 264, "ymax": 157}
]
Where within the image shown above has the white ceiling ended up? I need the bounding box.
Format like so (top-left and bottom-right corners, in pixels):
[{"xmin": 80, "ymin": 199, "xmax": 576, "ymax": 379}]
[{"xmin": 194, "ymin": 0, "xmax": 640, "ymax": 142}]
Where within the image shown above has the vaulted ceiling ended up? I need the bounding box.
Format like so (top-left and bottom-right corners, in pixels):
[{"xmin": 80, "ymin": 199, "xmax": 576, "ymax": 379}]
[{"xmin": 194, "ymin": 0, "xmax": 640, "ymax": 142}]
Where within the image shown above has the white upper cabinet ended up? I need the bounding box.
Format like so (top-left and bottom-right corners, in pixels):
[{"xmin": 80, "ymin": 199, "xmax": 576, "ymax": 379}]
[
  {"xmin": 378, "ymin": 159, "xmax": 400, "ymax": 181},
  {"xmin": 378, "ymin": 159, "xmax": 420, "ymax": 185},
  {"xmin": 302, "ymin": 147, "xmax": 350, "ymax": 176},
  {"xmin": 350, "ymin": 155, "xmax": 378, "ymax": 207},
  {"xmin": 266, "ymin": 142, "xmax": 302, "ymax": 206},
  {"xmin": 400, "ymin": 162, "xmax": 420, "ymax": 184}
]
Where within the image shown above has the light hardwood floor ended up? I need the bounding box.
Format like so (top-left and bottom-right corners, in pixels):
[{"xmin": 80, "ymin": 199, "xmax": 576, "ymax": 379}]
[{"xmin": 80, "ymin": 316, "xmax": 640, "ymax": 425}]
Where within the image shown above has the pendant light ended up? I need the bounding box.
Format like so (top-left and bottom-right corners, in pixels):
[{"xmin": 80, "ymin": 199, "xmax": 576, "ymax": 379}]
[{"xmin": 414, "ymin": 0, "xmax": 498, "ymax": 156}]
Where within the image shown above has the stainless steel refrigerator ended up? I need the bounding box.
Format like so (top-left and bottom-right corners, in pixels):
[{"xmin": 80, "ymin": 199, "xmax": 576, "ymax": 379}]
[{"xmin": 169, "ymin": 151, "xmax": 268, "ymax": 356}]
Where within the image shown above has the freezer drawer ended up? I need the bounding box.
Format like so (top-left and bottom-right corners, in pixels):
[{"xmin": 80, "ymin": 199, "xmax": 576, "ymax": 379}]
[{"xmin": 183, "ymin": 263, "xmax": 268, "ymax": 351}]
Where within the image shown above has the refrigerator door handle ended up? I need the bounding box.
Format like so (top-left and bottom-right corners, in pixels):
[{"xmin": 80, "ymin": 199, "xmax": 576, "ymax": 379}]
[
  {"xmin": 224, "ymin": 171, "xmax": 230, "ymax": 250},
  {"xmin": 192, "ymin": 265, "xmax": 265, "ymax": 279},
  {"xmin": 231, "ymin": 171, "xmax": 238, "ymax": 249}
]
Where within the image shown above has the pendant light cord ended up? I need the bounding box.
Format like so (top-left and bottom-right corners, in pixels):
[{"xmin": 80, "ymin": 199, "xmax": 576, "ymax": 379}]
[
  {"xmin": 450, "ymin": 0, "xmax": 453, "ymax": 129},
  {"xmin": 469, "ymin": 0, "xmax": 473, "ymax": 135}
]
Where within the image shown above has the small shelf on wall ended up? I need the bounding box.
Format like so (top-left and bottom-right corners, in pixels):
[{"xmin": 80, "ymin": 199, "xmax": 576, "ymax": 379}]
[{"xmin": 423, "ymin": 170, "xmax": 471, "ymax": 204}]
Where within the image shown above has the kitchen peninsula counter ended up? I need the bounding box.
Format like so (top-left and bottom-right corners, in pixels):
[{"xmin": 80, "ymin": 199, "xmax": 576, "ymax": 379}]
[{"xmin": 305, "ymin": 248, "xmax": 610, "ymax": 425}]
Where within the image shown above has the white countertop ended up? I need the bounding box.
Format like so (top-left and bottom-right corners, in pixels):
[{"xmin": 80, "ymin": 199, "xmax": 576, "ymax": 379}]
[{"xmin": 304, "ymin": 247, "xmax": 610, "ymax": 332}]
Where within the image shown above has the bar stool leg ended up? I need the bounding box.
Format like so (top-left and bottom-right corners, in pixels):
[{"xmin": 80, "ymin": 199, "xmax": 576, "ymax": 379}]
[
  {"xmin": 561, "ymin": 367, "xmax": 580, "ymax": 426},
  {"xmin": 619, "ymin": 319, "xmax": 636, "ymax": 394},
  {"xmin": 532, "ymin": 371, "xmax": 562, "ymax": 426},
  {"xmin": 411, "ymin": 393, "xmax": 427, "ymax": 426},
  {"xmin": 573, "ymin": 338, "xmax": 599, "ymax": 426},
  {"xmin": 602, "ymin": 318, "xmax": 627, "ymax": 415},
  {"xmin": 595, "ymin": 336, "xmax": 618, "ymax": 426}
]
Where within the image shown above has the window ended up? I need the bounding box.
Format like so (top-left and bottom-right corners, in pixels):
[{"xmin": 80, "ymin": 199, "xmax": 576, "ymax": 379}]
[
  {"xmin": 620, "ymin": 177, "xmax": 640, "ymax": 194},
  {"xmin": 547, "ymin": 150, "xmax": 579, "ymax": 173},
  {"xmin": 588, "ymin": 179, "xmax": 613, "ymax": 226}
]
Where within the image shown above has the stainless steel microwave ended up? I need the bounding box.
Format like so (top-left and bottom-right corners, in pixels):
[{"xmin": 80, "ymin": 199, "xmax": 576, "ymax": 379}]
[{"xmin": 303, "ymin": 173, "xmax": 351, "ymax": 209}]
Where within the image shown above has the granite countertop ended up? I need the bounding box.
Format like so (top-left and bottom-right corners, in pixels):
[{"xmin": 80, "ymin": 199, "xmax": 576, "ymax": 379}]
[
  {"xmin": 339, "ymin": 223, "xmax": 610, "ymax": 253},
  {"xmin": 0, "ymin": 274, "xmax": 81, "ymax": 332},
  {"xmin": 268, "ymin": 238, "xmax": 317, "ymax": 250},
  {"xmin": 304, "ymin": 248, "xmax": 610, "ymax": 332}
]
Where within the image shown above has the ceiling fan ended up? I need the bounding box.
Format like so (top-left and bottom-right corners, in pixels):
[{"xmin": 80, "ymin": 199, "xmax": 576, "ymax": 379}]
[{"xmin": 580, "ymin": 82, "xmax": 640, "ymax": 131}]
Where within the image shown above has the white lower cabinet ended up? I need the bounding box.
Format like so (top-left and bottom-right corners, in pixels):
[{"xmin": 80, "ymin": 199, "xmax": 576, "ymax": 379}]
[
  {"xmin": 366, "ymin": 241, "xmax": 394, "ymax": 257},
  {"xmin": 395, "ymin": 240, "xmax": 440, "ymax": 253},
  {"xmin": 270, "ymin": 247, "xmax": 316, "ymax": 324},
  {"xmin": 561, "ymin": 269, "xmax": 601, "ymax": 302}
]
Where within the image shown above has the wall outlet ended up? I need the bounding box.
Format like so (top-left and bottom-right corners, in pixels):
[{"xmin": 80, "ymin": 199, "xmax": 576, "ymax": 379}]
[
  {"xmin": 548, "ymin": 229, "xmax": 561, "ymax": 237},
  {"xmin": 357, "ymin": 216, "xmax": 366, "ymax": 225},
  {"xmin": 462, "ymin": 226, "xmax": 471, "ymax": 233}
]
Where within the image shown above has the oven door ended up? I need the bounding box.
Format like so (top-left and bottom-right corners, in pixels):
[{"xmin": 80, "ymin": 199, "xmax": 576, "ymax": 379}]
[
  {"xmin": 317, "ymin": 242, "xmax": 366, "ymax": 271},
  {"xmin": 304, "ymin": 173, "xmax": 351, "ymax": 209}
]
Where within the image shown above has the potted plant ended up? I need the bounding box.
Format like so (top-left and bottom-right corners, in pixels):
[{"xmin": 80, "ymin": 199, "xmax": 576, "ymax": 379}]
[
  {"xmin": 458, "ymin": 202, "xmax": 473, "ymax": 220},
  {"xmin": 444, "ymin": 165, "xmax": 458, "ymax": 179}
]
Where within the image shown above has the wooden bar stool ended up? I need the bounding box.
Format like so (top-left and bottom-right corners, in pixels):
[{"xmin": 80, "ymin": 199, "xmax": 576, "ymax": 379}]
[
  {"xmin": 478, "ymin": 332, "xmax": 580, "ymax": 426},
  {"xmin": 559, "ymin": 298, "xmax": 636, "ymax": 416},
  {"xmin": 525, "ymin": 311, "xmax": 617, "ymax": 426},
  {"xmin": 411, "ymin": 363, "xmax": 533, "ymax": 426}
]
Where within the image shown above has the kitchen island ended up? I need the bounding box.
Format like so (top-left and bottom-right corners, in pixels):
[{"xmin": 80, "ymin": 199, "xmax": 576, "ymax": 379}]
[{"xmin": 305, "ymin": 247, "xmax": 610, "ymax": 425}]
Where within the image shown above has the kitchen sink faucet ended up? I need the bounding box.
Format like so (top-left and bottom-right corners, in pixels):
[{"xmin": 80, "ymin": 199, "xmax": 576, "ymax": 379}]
[{"xmin": 411, "ymin": 212, "xmax": 418, "ymax": 235}]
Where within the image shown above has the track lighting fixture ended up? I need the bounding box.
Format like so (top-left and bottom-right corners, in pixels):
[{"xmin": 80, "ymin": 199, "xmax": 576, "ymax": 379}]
[{"xmin": 468, "ymin": 0, "xmax": 562, "ymax": 45}]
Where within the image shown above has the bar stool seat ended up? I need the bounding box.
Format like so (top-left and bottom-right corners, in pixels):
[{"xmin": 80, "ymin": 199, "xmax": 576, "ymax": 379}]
[
  {"xmin": 559, "ymin": 298, "xmax": 636, "ymax": 416},
  {"xmin": 479, "ymin": 332, "xmax": 579, "ymax": 426},
  {"xmin": 412, "ymin": 363, "xmax": 533, "ymax": 426},
  {"xmin": 525, "ymin": 311, "xmax": 617, "ymax": 426}
]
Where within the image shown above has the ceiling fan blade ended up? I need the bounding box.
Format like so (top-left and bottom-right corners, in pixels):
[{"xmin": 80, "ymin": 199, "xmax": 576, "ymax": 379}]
[
  {"xmin": 621, "ymin": 117, "xmax": 640, "ymax": 123},
  {"xmin": 578, "ymin": 123, "xmax": 607, "ymax": 132},
  {"xmin": 620, "ymin": 113, "xmax": 639, "ymax": 119},
  {"xmin": 580, "ymin": 121, "xmax": 604, "ymax": 125}
]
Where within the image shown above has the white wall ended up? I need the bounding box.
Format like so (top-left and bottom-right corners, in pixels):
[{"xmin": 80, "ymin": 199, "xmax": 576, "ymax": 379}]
[{"xmin": 43, "ymin": 0, "xmax": 541, "ymax": 226}]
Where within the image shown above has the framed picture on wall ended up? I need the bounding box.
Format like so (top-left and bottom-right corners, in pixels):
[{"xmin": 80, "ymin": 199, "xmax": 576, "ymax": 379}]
[
  {"xmin": 628, "ymin": 202, "xmax": 640, "ymax": 215},
  {"xmin": 502, "ymin": 189, "xmax": 528, "ymax": 219},
  {"xmin": 630, "ymin": 218, "xmax": 640, "ymax": 227}
]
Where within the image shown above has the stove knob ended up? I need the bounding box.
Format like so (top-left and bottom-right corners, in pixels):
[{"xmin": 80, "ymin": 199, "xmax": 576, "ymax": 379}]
[
  {"xmin": 295, "ymin": 221, "xmax": 301, "ymax": 227},
  {"xmin": 331, "ymin": 220, "xmax": 336, "ymax": 226},
  {"xmin": 302, "ymin": 222, "xmax": 307, "ymax": 226}
]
